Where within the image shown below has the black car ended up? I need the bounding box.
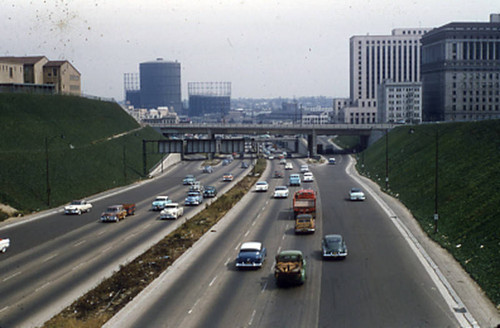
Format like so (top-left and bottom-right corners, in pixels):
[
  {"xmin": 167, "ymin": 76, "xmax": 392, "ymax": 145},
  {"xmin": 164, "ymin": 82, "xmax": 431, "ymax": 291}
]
[
  {"xmin": 322, "ymin": 234, "xmax": 348, "ymax": 259},
  {"xmin": 241, "ymin": 162, "xmax": 249, "ymax": 169},
  {"xmin": 203, "ymin": 186, "xmax": 217, "ymax": 198}
]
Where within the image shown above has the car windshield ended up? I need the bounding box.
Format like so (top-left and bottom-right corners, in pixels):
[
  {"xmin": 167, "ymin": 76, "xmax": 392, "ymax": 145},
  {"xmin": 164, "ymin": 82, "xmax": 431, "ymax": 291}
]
[
  {"xmin": 257, "ymin": 182, "xmax": 267, "ymax": 185},
  {"xmin": 276, "ymin": 186, "xmax": 287, "ymax": 191},
  {"xmin": 277, "ymin": 254, "xmax": 301, "ymax": 262},
  {"xmin": 188, "ymin": 192, "xmax": 200, "ymax": 196},
  {"xmin": 325, "ymin": 236, "xmax": 342, "ymax": 248},
  {"xmin": 107, "ymin": 207, "xmax": 119, "ymax": 212},
  {"xmin": 70, "ymin": 200, "xmax": 82, "ymax": 205},
  {"xmin": 351, "ymin": 188, "xmax": 361, "ymax": 193}
]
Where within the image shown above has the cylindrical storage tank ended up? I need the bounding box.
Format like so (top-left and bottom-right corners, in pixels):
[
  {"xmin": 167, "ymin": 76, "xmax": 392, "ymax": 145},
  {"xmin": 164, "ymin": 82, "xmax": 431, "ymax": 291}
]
[{"xmin": 140, "ymin": 59, "xmax": 181, "ymax": 112}]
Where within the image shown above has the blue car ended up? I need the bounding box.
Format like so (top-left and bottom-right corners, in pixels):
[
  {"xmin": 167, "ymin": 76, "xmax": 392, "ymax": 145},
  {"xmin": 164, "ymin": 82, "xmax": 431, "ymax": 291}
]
[
  {"xmin": 185, "ymin": 191, "xmax": 203, "ymax": 206},
  {"xmin": 289, "ymin": 174, "xmax": 301, "ymax": 186},
  {"xmin": 235, "ymin": 242, "xmax": 267, "ymax": 269},
  {"xmin": 151, "ymin": 195, "xmax": 172, "ymax": 211},
  {"xmin": 183, "ymin": 174, "xmax": 196, "ymax": 185}
]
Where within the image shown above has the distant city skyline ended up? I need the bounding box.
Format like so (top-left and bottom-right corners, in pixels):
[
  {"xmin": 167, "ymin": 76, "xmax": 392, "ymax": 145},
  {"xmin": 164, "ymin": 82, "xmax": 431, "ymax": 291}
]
[{"xmin": 0, "ymin": 1, "xmax": 496, "ymax": 101}]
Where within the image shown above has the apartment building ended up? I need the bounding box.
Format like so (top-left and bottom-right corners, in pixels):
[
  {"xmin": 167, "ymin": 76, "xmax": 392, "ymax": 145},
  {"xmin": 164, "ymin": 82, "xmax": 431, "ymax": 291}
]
[{"xmin": 0, "ymin": 56, "xmax": 80, "ymax": 96}]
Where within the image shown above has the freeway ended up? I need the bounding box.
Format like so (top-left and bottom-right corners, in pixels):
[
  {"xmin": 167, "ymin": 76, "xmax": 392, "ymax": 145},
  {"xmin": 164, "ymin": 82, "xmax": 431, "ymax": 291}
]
[
  {"xmin": 0, "ymin": 156, "xmax": 249, "ymax": 327},
  {"xmin": 106, "ymin": 155, "xmax": 460, "ymax": 328}
]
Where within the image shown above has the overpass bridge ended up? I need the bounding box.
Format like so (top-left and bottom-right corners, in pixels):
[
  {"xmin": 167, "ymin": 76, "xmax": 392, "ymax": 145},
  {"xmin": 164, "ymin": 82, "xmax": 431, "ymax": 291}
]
[{"xmin": 149, "ymin": 123, "xmax": 395, "ymax": 157}]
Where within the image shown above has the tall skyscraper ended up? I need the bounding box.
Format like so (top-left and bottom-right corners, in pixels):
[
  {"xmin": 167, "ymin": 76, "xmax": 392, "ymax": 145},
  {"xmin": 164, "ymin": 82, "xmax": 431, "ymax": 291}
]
[
  {"xmin": 421, "ymin": 14, "xmax": 500, "ymax": 122},
  {"xmin": 344, "ymin": 28, "xmax": 431, "ymax": 124}
]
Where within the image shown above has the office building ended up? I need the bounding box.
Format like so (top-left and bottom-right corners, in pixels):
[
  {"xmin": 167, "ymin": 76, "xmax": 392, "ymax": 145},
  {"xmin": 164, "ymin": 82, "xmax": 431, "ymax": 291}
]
[
  {"xmin": 421, "ymin": 14, "xmax": 500, "ymax": 121},
  {"xmin": 378, "ymin": 81, "xmax": 422, "ymax": 123},
  {"xmin": 345, "ymin": 27, "xmax": 431, "ymax": 123}
]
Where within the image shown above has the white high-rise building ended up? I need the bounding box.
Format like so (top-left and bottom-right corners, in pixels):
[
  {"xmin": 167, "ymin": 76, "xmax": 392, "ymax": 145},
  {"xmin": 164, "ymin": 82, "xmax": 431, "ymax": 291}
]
[{"xmin": 343, "ymin": 28, "xmax": 431, "ymax": 124}]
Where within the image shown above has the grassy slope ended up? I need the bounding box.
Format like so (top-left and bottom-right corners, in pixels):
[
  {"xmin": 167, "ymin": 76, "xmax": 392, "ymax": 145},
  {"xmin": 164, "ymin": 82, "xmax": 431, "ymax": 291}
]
[
  {"xmin": 0, "ymin": 93, "xmax": 164, "ymax": 213},
  {"xmin": 356, "ymin": 120, "xmax": 500, "ymax": 307}
]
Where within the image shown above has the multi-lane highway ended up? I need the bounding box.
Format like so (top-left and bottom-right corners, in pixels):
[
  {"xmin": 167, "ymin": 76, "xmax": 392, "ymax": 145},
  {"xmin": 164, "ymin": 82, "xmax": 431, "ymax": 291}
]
[
  {"xmin": 105, "ymin": 155, "xmax": 460, "ymax": 328},
  {"xmin": 0, "ymin": 157, "xmax": 250, "ymax": 327}
]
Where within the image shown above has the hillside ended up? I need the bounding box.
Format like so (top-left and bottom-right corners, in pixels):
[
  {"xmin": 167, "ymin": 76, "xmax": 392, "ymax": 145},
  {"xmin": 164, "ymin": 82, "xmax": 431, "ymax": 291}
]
[
  {"xmin": 355, "ymin": 120, "xmax": 500, "ymax": 307},
  {"xmin": 0, "ymin": 93, "xmax": 164, "ymax": 216}
]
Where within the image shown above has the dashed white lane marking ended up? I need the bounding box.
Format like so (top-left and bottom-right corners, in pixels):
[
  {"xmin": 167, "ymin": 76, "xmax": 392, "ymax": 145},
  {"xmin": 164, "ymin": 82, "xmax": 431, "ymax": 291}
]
[
  {"xmin": 224, "ymin": 257, "xmax": 231, "ymax": 266},
  {"xmin": 188, "ymin": 299, "xmax": 201, "ymax": 314},
  {"xmin": 36, "ymin": 281, "xmax": 50, "ymax": 292},
  {"xmin": 73, "ymin": 240, "xmax": 86, "ymax": 247},
  {"xmin": 209, "ymin": 276, "xmax": 217, "ymax": 287},
  {"xmin": 261, "ymin": 281, "xmax": 268, "ymax": 293},
  {"xmin": 249, "ymin": 309, "xmax": 257, "ymax": 326},
  {"xmin": 3, "ymin": 271, "xmax": 21, "ymax": 282},
  {"xmin": 43, "ymin": 253, "xmax": 58, "ymax": 263},
  {"xmin": 244, "ymin": 230, "xmax": 250, "ymax": 237},
  {"xmin": 0, "ymin": 306, "xmax": 9, "ymax": 313},
  {"xmin": 98, "ymin": 230, "xmax": 105, "ymax": 236},
  {"xmin": 72, "ymin": 263, "xmax": 84, "ymax": 271}
]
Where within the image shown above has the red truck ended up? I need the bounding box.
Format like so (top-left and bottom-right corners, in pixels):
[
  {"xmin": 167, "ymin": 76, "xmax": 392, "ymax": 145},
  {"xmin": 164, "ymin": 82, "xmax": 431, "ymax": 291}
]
[{"xmin": 293, "ymin": 189, "xmax": 316, "ymax": 218}]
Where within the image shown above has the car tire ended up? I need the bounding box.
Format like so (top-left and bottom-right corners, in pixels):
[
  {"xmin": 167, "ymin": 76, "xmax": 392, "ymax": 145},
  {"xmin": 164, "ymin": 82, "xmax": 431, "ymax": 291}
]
[
  {"xmin": 1, "ymin": 247, "xmax": 6, "ymax": 253},
  {"xmin": 78, "ymin": 210, "xmax": 82, "ymax": 215}
]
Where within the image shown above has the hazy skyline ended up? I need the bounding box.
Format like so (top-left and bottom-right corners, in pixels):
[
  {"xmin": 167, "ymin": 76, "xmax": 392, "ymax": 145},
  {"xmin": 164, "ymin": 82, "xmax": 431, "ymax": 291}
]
[{"xmin": 0, "ymin": 1, "xmax": 496, "ymax": 101}]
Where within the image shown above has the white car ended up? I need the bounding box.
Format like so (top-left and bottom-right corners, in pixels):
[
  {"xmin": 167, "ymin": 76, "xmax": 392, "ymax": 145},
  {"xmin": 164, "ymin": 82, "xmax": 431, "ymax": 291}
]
[
  {"xmin": 273, "ymin": 186, "xmax": 289, "ymax": 198},
  {"xmin": 64, "ymin": 199, "xmax": 93, "ymax": 215},
  {"xmin": 349, "ymin": 188, "xmax": 366, "ymax": 201},
  {"xmin": 159, "ymin": 203, "xmax": 184, "ymax": 220},
  {"xmin": 328, "ymin": 157, "xmax": 336, "ymax": 165},
  {"xmin": 303, "ymin": 172, "xmax": 314, "ymax": 182},
  {"xmin": 255, "ymin": 181, "xmax": 269, "ymax": 192},
  {"xmin": 0, "ymin": 238, "xmax": 10, "ymax": 253},
  {"xmin": 300, "ymin": 164, "xmax": 309, "ymax": 173},
  {"xmin": 285, "ymin": 162, "xmax": 293, "ymax": 170}
]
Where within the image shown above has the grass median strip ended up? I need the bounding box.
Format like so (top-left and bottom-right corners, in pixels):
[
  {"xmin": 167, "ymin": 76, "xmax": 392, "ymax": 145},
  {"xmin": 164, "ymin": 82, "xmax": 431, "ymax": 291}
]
[{"xmin": 44, "ymin": 158, "xmax": 266, "ymax": 328}]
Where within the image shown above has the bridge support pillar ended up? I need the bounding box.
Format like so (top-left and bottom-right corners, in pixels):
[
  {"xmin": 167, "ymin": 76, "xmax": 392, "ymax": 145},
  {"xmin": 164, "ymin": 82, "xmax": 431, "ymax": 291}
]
[{"xmin": 307, "ymin": 130, "xmax": 317, "ymax": 158}]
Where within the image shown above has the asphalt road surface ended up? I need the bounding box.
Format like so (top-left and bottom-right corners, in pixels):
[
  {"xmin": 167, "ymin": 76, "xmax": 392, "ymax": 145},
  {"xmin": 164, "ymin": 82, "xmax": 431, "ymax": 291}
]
[
  {"xmin": 0, "ymin": 156, "xmax": 249, "ymax": 327},
  {"xmin": 106, "ymin": 155, "xmax": 460, "ymax": 328}
]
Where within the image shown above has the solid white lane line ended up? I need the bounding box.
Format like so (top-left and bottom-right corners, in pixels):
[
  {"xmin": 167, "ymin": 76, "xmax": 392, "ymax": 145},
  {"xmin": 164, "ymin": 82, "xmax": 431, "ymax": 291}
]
[{"xmin": 3, "ymin": 271, "xmax": 21, "ymax": 282}]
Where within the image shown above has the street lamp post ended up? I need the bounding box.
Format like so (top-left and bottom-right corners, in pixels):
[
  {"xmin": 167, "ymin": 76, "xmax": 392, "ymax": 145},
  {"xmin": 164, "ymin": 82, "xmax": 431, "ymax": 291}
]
[{"xmin": 385, "ymin": 129, "xmax": 389, "ymax": 190}]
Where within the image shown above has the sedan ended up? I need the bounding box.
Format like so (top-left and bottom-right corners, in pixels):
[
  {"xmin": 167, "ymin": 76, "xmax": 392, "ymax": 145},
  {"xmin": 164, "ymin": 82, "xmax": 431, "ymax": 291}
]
[
  {"xmin": 183, "ymin": 174, "xmax": 196, "ymax": 185},
  {"xmin": 255, "ymin": 181, "xmax": 269, "ymax": 192},
  {"xmin": 303, "ymin": 172, "xmax": 314, "ymax": 182},
  {"xmin": 322, "ymin": 234, "xmax": 348, "ymax": 259},
  {"xmin": 241, "ymin": 162, "xmax": 249, "ymax": 169},
  {"xmin": 235, "ymin": 242, "xmax": 267, "ymax": 269},
  {"xmin": 223, "ymin": 173, "xmax": 234, "ymax": 181},
  {"xmin": 349, "ymin": 188, "xmax": 366, "ymax": 201},
  {"xmin": 285, "ymin": 162, "xmax": 293, "ymax": 170},
  {"xmin": 185, "ymin": 191, "xmax": 203, "ymax": 206},
  {"xmin": 273, "ymin": 186, "xmax": 289, "ymax": 198},
  {"xmin": 203, "ymin": 186, "xmax": 217, "ymax": 198},
  {"xmin": 203, "ymin": 165, "xmax": 213, "ymax": 173}
]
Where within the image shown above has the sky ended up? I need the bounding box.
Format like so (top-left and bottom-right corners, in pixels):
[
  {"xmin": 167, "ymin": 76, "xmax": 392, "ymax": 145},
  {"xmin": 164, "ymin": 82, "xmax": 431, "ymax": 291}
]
[{"xmin": 0, "ymin": 0, "xmax": 496, "ymax": 101}]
